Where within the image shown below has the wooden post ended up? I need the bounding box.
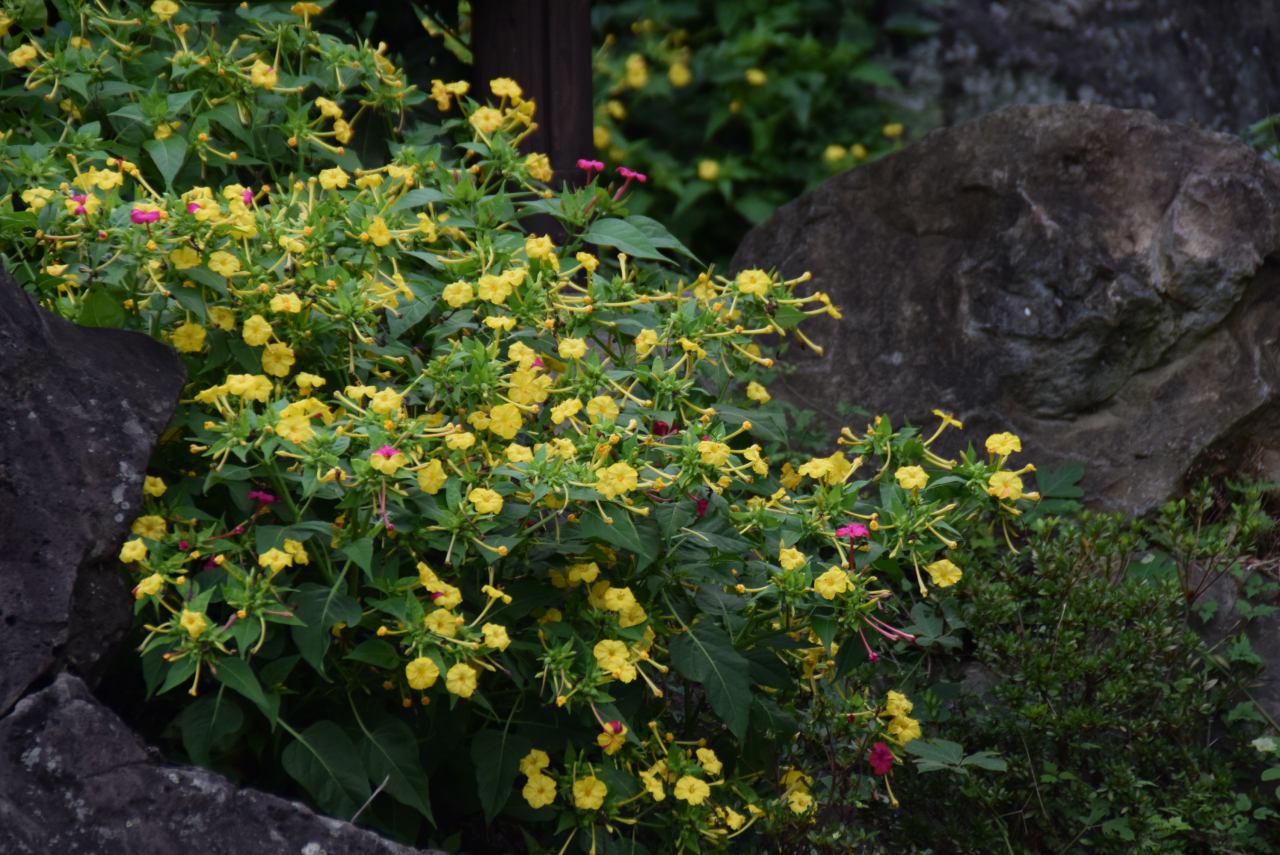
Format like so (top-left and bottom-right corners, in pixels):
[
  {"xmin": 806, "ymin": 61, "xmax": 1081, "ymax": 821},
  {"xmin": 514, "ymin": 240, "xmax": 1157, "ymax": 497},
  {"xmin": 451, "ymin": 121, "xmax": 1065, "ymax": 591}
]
[{"xmin": 470, "ymin": 0, "xmax": 593, "ymax": 188}]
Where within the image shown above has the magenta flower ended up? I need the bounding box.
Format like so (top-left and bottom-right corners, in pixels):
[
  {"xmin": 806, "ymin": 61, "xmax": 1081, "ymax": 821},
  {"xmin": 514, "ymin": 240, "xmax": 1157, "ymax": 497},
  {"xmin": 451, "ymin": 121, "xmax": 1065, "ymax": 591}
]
[
  {"xmin": 651, "ymin": 420, "xmax": 679, "ymax": 437},
  {"xmin": 868, "ymin": 742, "xmax": 894, "ymax": 775},
  {"xmin": 70, "ymin": 193, "xmax": 88, "ymax": 215},
  {"xmin": 242, "ymin": 188, "xmax": 254, "ymax": 206},
  {"xmin": 836, "ymin": 522, "xmax": 870, "ymax": 539},
  {"xmin": 130, "ymin": 208, "xmax": 160, "ymax": 225},
  {"xmin": 373, "ymin": 444, "xmax": 399, "ymax": 459},
  {"xmin": 577, "ymin": 158, "xmax": 605, "ymax": 172},
  {"xmin": 186, "ymin": 202, "xmax": 201, "ymax": 213},
  {"xmin": 613, "ymin": 165, "xmax": 649, "ymax": 201},
  {"xmin": 247, "ymin": 490, "xmax": 277, "ymax": 504},
  {"xmin": 605, "ymin": 719, "xmax": 624, "ymax": 734}
]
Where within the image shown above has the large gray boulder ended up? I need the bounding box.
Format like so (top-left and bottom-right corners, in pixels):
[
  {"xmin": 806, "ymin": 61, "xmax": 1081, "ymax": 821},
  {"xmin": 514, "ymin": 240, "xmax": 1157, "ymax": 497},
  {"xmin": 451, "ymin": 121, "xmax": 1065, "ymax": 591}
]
[
  {"xmin": 0, "ymin": 674, "xmax": 429, "ymax": 855},
  {"xmin": 0, "ymin": 267, "xmax": 186, "ymax": 714},
  {"xmin": 732, "ymin": 103, "xmax": 1280, "ymax": 513},
  {"xmin": 890, "ymin": 0, "xmax": 1280, "ymax": 134}
]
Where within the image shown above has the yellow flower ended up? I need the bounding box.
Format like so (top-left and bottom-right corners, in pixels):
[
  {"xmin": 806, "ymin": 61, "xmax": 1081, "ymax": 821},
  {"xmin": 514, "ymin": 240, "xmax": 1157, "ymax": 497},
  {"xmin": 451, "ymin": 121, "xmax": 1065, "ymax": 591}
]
[
  {"xmin": 787, "ymin": 789, "xmax": 814, "ymax": 813},
  {"xmin": 813, "ymin": 566, "xmax": 851, "ymax": 600},
  {"xmin": 597, "ymin": 722, "xmax": 627, "ymax": 755},
  {"xmin": 673, "ymin": 775, "xmax": 710, "ymax": 805},
  {"xmin": 575, "ymin": 251, "xmax": 599, "ymax": 272},
  {"xmin": 550, "ymin": 398, "xmax": 581, "ymax": 425},
  {"xmin": 405, "ymin": 656, "xmax": 439, "ymax": 690},
  {"xmin": 469, "ymin": 106, "xmax": 505, "ymax": 134},
  {"xmin": 482, "ymin": 623, "xmax": 511, "ymax": 651},
  {"xmin": 634, "ymin": 329, "xmax": 659, "ymax": 356},
  {"xmin": 445, "ymin": 662, "xmax": 478, "ymax": 698},
  {"xmin": 476, "ymin": 273, "xmax": 512, "ymax": 304},
  {"xmin": 925, "ymin": 558, "xmax": 962, "ymax": 588},
  {"xmin": 985, "ymin": 432, "xmax": 1022, "ymax": 457},
  {"xmin": 417, "ymin": 459, "xmax": 447, "ymax": 494},
  {"xmin": 318, "ymin": 167, "xmax": 349, "ymax": 190},
  {"xmin": 573, "ymin": 776, "xmax": 608, "ymax": 810},
  {"xmin": 698, "ymin": 440, "xmax": 731, "ymax": 468},
  {"xmin": 151, "ymin": 0, "xmax": 180, "ymax": 21},
  {"xmin": 887, "ymin": 714, "xmax": 921, "ymax": 744},
  {"xmin": 525, "ymin": 233, "xmax": 556, "ymax": 263},
  {"xmin": 745, "ymin": 380, "xmax": 771, "ymax": 404},
  {"xmin": 522, "ymin": 773, "xmax": 556, "ymax": 809},
  {"xmin": 593, "ymin": 639, "xmax": 636, "ymax": 683},
  {"xmin": 225, "ymin": 374, "xmax": 273, "ymax": 402},
  {"xmin": 852, "ymin": 143, "xmax": 868, "ymax": 160},
  {"xmin": 170, "ymin": 246, "xmax": 201, "ymax": 269},
  {"xmin": 567, "ymin": 562, "xmax": 599, "ymax": 585},
  {"xmin": 143, "ymin": 476, "xmax": 167, "ymax": 497},
  {"xmin": 697, "ymin": 747, "xmax": 722, "ymax": 776},
  {"xmin": 697, "ymin": 159, "xmax": 720, "ymax": 181},
  {"xmin": 524, "ymin": 152, "xmax": 552, "ymax": 182},
  {"xmin": 295, "ymin": 372, "xmax": 325, "ymax": 392},
  {"xmin": 240, "ymin": 315, "xmax": 273, "ymax": 347},
  {"xmin": 669, "ymin": 61, "xmax": 692, "ymax": 87},
  {"xmin": 594, "ymin": 461, "xmax": 638, "ymax": 500},
  {"xmin": 987, "ymin": 470, "xmax": 1024, "ymax": 501},
  {"xmin": 745, "ymin": 68, "xmax": 768, "ymax": 86},
  {"xmin": 21, "ymin": 188, "xmax": 53, "ymax": 210},
  {"xmin": 269, "ymin": 293, "xmax": 302, "ymax": 314},
  {"xmin": 469, "ymin": 487, "xmax": 504, "ymax": 515},
  {"xmin": 314, "ymin": 96, "xmax": 343, "ymax": 118},
  {"xmin": 131, "ymin": 515, "xmax": 166, "ymax": 540},
  {"xmin": 367, "ymin": 216, "xmax": 392, "ymax": 247},
  {"xmin": 445, "ymin": 431, "xmax": 476, "ymax": 451},
  {"xmin": 640, "ymin": 766, "xmax": 666, "ymax": 801},
  {"xmin": 618, "ymin": 50, "xmax": 649, "ymax": 87},
  {"xmin": 885, "ymin": 690, "xmax": 913, "ymax": 718},
  {"xmin": 586, "ymin": 395, "xmax": 619, "ymax": 423},
  {"xmin": 883, "ymin": 122, "xmax": 904, "ymax": 140},
  {"xmin": 779, "ymin": 545, "xmax": 806, "ymax": 571},
  {"xmin": 369, "ymin": 449, "xmax": 406, "ymax": 475},
  {"xmin": 179, "ymin": 609, "xmax": 209, "ymax": 639},
  {"xmin": 823, "ymin": 144, "xmax": 848, "ymax": 164},
  {"xmin": 442, "ymin": 280, "xmax": 472, "ymax": 308},
  {"xmin": 208, "ymin": 307, "xmax": 236, "ymax": 331},
  {"xmin": 369, "ymin": 387, "xmax": 403, "ymax": 417},
  {"xmin": 490, "ymin": 77, "xmax": 522, "ymax": 99},
  {"xmin": 282, "ymin": 538, "xmax": 309, "ymax": 566},
  {"xmin": 258, "ymin": 548, "xmax": 293, "ymax": 575},
  {"xmin": 488, "ymin": 403, "xmax": 522, "ymax": 440},
  {"xmin": 558, "ymin": 338, "xmax": 587, "ymax": 360},
  {"xmin": 207, "ymin": 250, "xmax": 241, "ymax": 277},
  {"xmin": 262, "ymin": 342, "xmax": 295, "ymax": 377},
  {"xmin": 249, "ymin": 59, "xmax": 277, "ymax": 90},
  {"xmin": 520, "ymin": 749, "xmax": 551, "ymax": 776},
  {"xmin": 424, "ymin": 607, "xmax": 458, "ymax": 638},
  {"xmin": 8, "ymin": 44, "xmax": 38, "ymax": 68},
  {"xmin": 895, "ymin": 465, "xmax": 928, "ymax": 491},
  {"xmin": 119, "ymin": 538, "xmax": 147, "ymax": 564},
  {"xmin": 172, "ymin": 322, "xmax": 206, "ymax": 353},
  {"xmin": 735, "ymin": 268, "xmax": 771, "ymax": 297},
  {"xmin": 134, "ymin": 573, "xmax": 165, "ymax": 599}
]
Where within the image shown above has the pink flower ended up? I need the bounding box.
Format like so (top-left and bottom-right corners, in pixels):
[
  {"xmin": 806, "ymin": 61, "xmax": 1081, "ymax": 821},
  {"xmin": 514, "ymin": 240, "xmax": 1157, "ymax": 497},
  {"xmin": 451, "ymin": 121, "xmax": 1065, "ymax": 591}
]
[
  {"xmin": 836, "ymin": 522, "xmax": 870, "ymax": 539},
  {"xmin": 616, "ymin": 166, "xmax": 648, "ymax": 182},
  {"xmin": 247, "ymin": 490, "xmax": 277, "ymax": 504},
  {"xmin": 242, "ymin": 189, "xmax": 254, "ymax": 206},
  {"xmin": 373, "ymin": 445, "xmax": 399, "ymax": 459},
  {"xmin": 70, "ymin": 193, "xmax": 88, "ymax": 215},
  {"xmin": 187, "ymin": 202, "xmax": 201, "ymax": 213},
  {"xmin": 130, "ymin": 208, "xmax": 160, "ymax": 225},
  {"xmin": 605, "ymin": 719, "xmax": 623, "ymax": 734},
  {"xmin": 868, "ymin": 742, "xmax": 894, "ymax": 775},
  {"xmin": 651, "ymin": 420, "xmax": 679, "ymax": 437},
  {"xmin": 531, "ymin": 357, "xmax": 545, "ymax": 368},
  {"xmin": 577, "ymin": 158, "xmax": 605, "ymax": 172}
]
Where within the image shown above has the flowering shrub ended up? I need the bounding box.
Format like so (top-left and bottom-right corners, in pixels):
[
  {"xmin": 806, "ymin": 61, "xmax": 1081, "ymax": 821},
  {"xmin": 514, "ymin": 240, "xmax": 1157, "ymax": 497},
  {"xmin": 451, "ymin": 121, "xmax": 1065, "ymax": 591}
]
[
  {"xmin": 3, "ymin": 3, "xmax": 1035, "ymax": 850},
  {"xmin": 589, "ymin": 0, "xmax": 920, "ymax": 263}
]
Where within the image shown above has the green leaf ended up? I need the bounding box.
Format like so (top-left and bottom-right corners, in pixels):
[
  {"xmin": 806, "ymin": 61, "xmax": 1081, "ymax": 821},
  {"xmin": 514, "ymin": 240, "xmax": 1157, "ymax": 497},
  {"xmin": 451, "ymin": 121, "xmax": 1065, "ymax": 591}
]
[
  {"xmin": 345, "ymin": 639, "xmax": 401, "ymax": 670},
  {"xmin": 961, "ymin": 751, "xmax": 1008, "ymax": 772},
  {"xmin": 77, "ymin": 289, "xmax": 126, "ymax": 328},
  {"xmin": 905, "ymin": 738, "xmax": 965, "ymax": 772},
  {"xmin": 471, "ymin": 728, "xmax": 532, "ymax": 824},
  {"xmin": 282, "ymin": 721, "xmax": 371, "ymax": 819},
  {"xmin": 577, "ymin": 508, "xmax": 656, "ymax": 570},
  {"xmin": 341, "ymin": 537, "xmax": 375, "ymax": 574},
  {"xmin": 582, "ymin": 218, "xmax": 667, "ymax": 261},
  {"xmin": 143, "ymin": 135, "xmax": 188, "ymax": 190},
  {"xmin": 625, "ymin": 215, "xmax": 697, "ymax": 261},
  {"xmin": 213, "ymin": 656, "xmax": 279, "ymax": 725},
  {"xmin": 177, "ymin": 692, "xmax": 244, "ymax": 767},
  {"xmin": 1035, "ymin": 463, "xmax": 1085, "ymax": 499},
  {"xmin": 390, "ymin": 187, "xmax": 447, "ymax": 212},
  {"xmin": 291, "ymin": 581, "xmax": 363, "ymax": 676},
  {"xmin": 386, "ymin": 293, "xmax": 438, "ymax": 339},
  {"xmin": 669, "ymin": 621, "xmax": 751, "ymax": 740},
  {"xmin": 354, "ymin": 711, "xmax": 434, "ymax": 823}
]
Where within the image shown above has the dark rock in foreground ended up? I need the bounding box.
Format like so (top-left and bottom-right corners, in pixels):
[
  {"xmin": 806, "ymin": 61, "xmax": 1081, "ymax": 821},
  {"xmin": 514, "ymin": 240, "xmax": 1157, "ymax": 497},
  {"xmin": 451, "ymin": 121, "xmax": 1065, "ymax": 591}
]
[
  {"xmin": 0, "ymin": 267, "xmax": 186, "ymax": 715},
  {"xmin": 890, "ymin": 0, "xmax": 1280, "ymax": 135},
  {"xmin": 0, "ymin": 674, "xmax": 431, "ymax": 855},
  {"xmin": 732, "ymin": 103, "xmax": 1280, "ymax": 513}
]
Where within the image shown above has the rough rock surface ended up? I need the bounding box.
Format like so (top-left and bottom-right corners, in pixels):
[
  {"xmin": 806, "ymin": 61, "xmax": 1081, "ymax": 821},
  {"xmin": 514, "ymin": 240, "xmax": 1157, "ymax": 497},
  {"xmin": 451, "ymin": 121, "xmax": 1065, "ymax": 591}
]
[
  {"xmin": 889, "ymin": 0, "xmax": 1280, "ymax": 134},
  {"xmin": 0, "ymin": 268, "xmax": 186, "ymax": 714},
  {"xmin": 732, "ymin": 103, "xmax": 1280, "ymax": 513},
  {"xmin": 0, "ymin": 674, "xmax": 433, "ymax": 855}
]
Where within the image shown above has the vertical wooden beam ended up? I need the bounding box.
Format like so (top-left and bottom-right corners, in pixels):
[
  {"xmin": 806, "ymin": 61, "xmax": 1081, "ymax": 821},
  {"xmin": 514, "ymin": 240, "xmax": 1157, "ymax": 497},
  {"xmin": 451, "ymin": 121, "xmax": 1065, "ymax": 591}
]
[{"xmin": 471, "ymin": 0, "xmax": 593, "ymax": 187}]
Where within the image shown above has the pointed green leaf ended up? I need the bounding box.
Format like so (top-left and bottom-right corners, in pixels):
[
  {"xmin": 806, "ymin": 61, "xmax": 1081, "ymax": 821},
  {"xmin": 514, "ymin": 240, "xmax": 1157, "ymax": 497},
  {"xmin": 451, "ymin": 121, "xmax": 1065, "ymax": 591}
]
[
  {"xmin": 669, "ymin": 621, "xmax": 751, "ymax": 740},
  {"xmin": 282, "ymin": 721, "xmax": 371, "ymax": 819},
  {"xmin": 143, "ymin": 135, "xmax": 187, "ymax": 189}
]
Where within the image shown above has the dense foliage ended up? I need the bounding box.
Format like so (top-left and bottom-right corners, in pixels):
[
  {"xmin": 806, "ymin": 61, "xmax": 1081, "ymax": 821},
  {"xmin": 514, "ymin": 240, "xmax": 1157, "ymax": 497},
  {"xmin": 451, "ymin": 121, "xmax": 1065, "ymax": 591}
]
[{"xmin": 1, "ymin": 3, "xmax": 1030, "ymax": 851}]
